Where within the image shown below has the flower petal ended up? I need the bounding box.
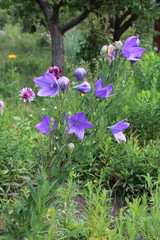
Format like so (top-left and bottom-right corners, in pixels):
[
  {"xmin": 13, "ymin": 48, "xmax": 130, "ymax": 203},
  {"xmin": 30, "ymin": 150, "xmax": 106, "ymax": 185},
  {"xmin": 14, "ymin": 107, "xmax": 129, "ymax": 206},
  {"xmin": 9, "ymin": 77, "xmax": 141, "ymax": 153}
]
[
  {"xmin": 109, "ymin": 121, "xmax": 130, "ymax": 134},
  {"xmin": 123, "ymin": 37, "xmax": 138, "ymax": 49},
  {"xmin": 114, "ymin": 132, "xmax": 126, "ymax": 143},
  {"xmin": 75, "ymin": 128, "xmax": 85, "ymax": 141},
  {"xmin": 33, "ymin": 76, "xmax": 51, "ymax": 88},
  {"xmin": 95, "ymin": 78, "xmax": 103, "ymax": 91}
]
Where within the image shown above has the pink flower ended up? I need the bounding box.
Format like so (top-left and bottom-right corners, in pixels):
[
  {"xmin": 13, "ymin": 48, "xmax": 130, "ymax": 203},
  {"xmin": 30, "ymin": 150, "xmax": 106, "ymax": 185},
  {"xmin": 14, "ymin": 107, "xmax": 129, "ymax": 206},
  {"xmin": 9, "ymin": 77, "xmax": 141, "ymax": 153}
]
[
  {"xmin": 20, "ymin": 88, "xmax": 35, "ymax": 102},
  {"xmin": 0, "ymin": 100, "xmax": 4, "ymax": 114},
  {"xmin": 47, "ymin": 66, "xmax": 62, "ymax": 79}
]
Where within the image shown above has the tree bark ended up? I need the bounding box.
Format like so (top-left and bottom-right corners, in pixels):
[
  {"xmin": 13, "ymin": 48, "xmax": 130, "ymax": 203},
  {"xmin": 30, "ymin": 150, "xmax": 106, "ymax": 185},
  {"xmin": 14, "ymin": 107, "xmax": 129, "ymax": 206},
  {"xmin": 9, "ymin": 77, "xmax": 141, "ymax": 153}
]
[
  {"xmin": 37, "ymin": 0, "xmax": 104, "ymax": 70},
  {"xmin": 50, "ymin": 23, "xmax": 64, "ymax": 70},
  {"xmin": 112, "ymin": 12, "xmax": 138, "ymax": 41},
  {"xmin": 153, "ymin": 0, "xmax": 160, "ymax": 51}
]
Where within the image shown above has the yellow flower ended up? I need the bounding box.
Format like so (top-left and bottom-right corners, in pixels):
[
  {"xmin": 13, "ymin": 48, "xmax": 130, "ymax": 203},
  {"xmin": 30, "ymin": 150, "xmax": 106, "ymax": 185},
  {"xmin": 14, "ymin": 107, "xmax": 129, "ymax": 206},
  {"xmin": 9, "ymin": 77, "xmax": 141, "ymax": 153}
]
[
  {"xmin": 81, "ymin": 93, "xmax": 86, "ymax": 97},
  {"xmin": 47, "ymin": 208, "xmax": 54, "ymax": 218},
  {"xmin": 7, "ymin": 54, "xmax": 17, "ymax": 59},
  {"xmin": 93, "ymin": 179, "xmax": 97, "ymax": 183}
]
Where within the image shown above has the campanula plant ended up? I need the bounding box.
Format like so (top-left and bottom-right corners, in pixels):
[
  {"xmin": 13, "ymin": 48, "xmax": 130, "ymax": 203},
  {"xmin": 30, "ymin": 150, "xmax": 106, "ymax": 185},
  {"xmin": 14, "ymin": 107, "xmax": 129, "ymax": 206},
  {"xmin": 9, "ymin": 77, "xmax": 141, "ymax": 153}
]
[
  {"xmin": 98, "ymin": 36, "xmax": 146, "ymax": 86},
  {"xmin": 31, "ymin": 37, "xmax": 145, "ymax": 182}
]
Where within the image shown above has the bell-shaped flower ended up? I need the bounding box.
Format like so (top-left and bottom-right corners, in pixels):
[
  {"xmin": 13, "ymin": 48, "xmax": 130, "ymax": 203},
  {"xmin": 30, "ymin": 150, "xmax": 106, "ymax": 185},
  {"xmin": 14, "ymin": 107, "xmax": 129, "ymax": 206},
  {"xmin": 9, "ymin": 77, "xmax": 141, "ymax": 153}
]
[
  {"xmin": 95, "ymin": 78, "xmax": 116, "ymax": 98},
  {"xmin": 74, "ymin": 67, "xmax": 87, "ymax": 81},
  {"xmin": 33, "ymin": 72, "xmax": 60, "ymax": 97},
  {"xmin": 68, "ymin": 112, "xmax": 94, "ymax": 141},
  {"xmin": 108, "ymin": 120, "xmax": 130, "ymax": 143},
  {"xmin": 58, "ymin": 76, "xmax": 70, "ymax": 90},
  {"xmin": 34, "ymin": 115, "xmax": 56, "ymax": 135},
  {"xmin": 122, "ymin": 36, "xmax": 145, "ymax": 61},
  {"xmin": 74, "ymin": 81, "xmax": 91, "ymax": 94}
]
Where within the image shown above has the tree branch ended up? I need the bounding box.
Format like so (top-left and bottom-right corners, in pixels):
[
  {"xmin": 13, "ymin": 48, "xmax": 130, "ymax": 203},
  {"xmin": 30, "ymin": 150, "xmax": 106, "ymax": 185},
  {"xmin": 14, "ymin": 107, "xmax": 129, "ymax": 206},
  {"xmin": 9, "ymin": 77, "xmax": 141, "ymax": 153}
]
[
  {"xmin": 118, "ymin": 8, "xmax": 131, "ymax": 26},
  {"xmin": 116, "ymin": 14, "xmax": 139, "ymax": 39},
  {"xmin": 36, "ymin": 0, "xmax": 53, "ymax": 22},
  {"xmin": 61, "ymin": 1, "xmax": 104, "ymax": 34}
]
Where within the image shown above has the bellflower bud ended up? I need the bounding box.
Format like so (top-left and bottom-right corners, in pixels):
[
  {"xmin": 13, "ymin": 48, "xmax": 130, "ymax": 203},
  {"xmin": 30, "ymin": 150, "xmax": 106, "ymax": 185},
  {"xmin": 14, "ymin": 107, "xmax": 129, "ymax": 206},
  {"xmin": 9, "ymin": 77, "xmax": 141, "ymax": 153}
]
[
  {"xmin": 68, "ymin": 143, "xmax": 75, "ymax": 152},
  {"xmin": 49, "ymin": 117, "xmax": 55, "ymax": 132},
  {"xmin": 58, "ymin": 76, "xmax": 70, "ymax": 90},
  {"xmin": 74, "ymin": 68, "xmax": 87, "ymax": 81},
  {"xmin": 74, "ymin": 81, "xmax": 91, "ymax": 94},
  {"xmin": 114, "ymin": 41, "xmax": 123, "ymax": 50},
  {"xmin": 100, "ymin": 45, "xmax": 108, "ymax": 57}
]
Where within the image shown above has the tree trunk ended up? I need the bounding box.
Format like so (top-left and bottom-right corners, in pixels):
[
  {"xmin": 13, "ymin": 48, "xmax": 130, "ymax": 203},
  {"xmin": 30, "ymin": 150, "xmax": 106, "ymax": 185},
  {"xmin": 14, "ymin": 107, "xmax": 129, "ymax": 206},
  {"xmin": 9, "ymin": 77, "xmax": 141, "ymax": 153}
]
[
  {"xmin": 153, "ymin": 0, "xmax": 160, "ymax": 51},
  {"xmin": 50, "ymin": 23, "xmax": 64, "ymax": 70}
]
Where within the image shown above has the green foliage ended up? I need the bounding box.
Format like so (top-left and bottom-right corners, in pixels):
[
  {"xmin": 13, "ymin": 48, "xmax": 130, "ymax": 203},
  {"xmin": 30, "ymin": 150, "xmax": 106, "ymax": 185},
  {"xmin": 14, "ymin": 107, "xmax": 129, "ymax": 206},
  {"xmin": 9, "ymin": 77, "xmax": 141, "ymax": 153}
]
[
  {"xmin": 76, "ymin": 13, "xmax": 109, "ymax": 69},
  {"xmin": 133, "ymin": 51, "xmax": 160, "ymax": 91},
  {"xmin": 1, "ymin": 171, "xmax": 57, "ymax": 240}
]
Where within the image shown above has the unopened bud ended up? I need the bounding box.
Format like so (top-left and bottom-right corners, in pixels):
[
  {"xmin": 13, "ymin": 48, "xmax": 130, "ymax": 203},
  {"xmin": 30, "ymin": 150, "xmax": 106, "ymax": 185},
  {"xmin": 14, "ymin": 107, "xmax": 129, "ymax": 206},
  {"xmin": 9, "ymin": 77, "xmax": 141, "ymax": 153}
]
[
  {"xmin": 49, "ymin": 117, "xmax": 54, "ymax": 132},
  {"xmin": 114, "ymin": 41, "xmax": 123, "ymax": 50},
  {"xmin": 100, "ymin": 45, "xmax": 108, "ymax": 57},
  {"xmin": 67, "ymin": 143, "xmax": 75, "ymax": 151}
]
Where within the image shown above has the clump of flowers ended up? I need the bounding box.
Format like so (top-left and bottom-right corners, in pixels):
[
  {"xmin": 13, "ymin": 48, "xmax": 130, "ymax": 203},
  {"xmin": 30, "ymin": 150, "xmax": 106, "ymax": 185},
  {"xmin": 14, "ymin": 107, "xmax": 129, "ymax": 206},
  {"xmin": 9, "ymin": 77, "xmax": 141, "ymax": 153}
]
[
  {"xmin": 0, "ymin": 100, "xmax": 4, "ymax": 114},
  {"xmin": 20, "ymin": 88, "xmax": 35, "ymax": 102},
  {"xmin": 100, "ymin": 36, "xmax": 145, "ymax": 63},
  {"xmin": 100, "ymin": 44, "xmax": 116, "ymax": 62},
  {"xmin": 47, "ymin": 66, "xmax": 62, "ymax": 79}
]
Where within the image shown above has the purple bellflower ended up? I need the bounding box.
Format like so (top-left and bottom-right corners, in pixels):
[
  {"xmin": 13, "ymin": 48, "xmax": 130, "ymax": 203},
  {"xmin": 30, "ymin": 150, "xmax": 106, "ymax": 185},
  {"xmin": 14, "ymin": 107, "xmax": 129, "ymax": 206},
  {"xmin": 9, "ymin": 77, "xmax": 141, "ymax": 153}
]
[
  {"xmin": 68, "ymin": 112, "xmax": 94, "ymax": 141},
  {"xmin": 74, "ymin": 81, "xmax": 91, "ymax": 94},
  {"xmin": 33, "ymin": 72, "xmax": 60, "ymax": 97},
  {"xmin": 74, "ymin": 68, "xmax": 87, "ymax": 81},
  {"xmin": 109, "ymin": 120, "xmax": 130, "ymax": 143},
  {"xmin": 34, "ymin": 115, "xmax": 56, "ymax": 134},
  {"xmin": 122, "ymin": 36, "xmax": 145, "ymax": 61},
  {"xmin": 95, "ymin": 78, "xmax": 116, "ymax": 98},
  {"xmin": 58, "ymin": 76, "xmax": 70, "ymax": 90}
]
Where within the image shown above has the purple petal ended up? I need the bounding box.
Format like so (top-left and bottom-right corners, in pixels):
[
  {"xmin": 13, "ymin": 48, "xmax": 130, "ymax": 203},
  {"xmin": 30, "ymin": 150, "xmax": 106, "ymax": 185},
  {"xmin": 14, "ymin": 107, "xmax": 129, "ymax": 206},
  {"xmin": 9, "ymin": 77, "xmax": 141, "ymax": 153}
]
[
  {"xmin": 64, "ymin": 114, "xmax": 69, "ymax": 122},
  {"xmin": 95, "ymin": 78, "xmax": 103, "ymax": 91},
  {"xmin": 109, "ymin": 121, "xmax": 130, "ymax": 134},
  {"xmin": 33, "ymin": 76, "xmax": 51, "ymax": 88},
  {"xmin": 75, "ymin": 128, "xmax": 85, "ymax": 141},
  {"xmin": 114, "ymin": 132, "xmax": 126, "ymax": 143},
  {"xmin": 129, "ymin": 47, "xmax": 145, "ymax": 55},
  {"xmin": 34, "ymin": 122, "xmax": 49, "ymax": 134},
  {"xmin": 80, "ymin": 119, "xmax": 94, "ymax": 129},
  {"xmin": 44, "ymin": 72, "xmax": 57, "ymax": 82},
  {"xmin": 37, "ymin": 87, "xmax": 55, "ymax": 97},
  {"xmin": 42, "ymin": 115, "xmax": 50, "ymax": 126},
  {"xmin": 74, "ymin": 81, "xmax": 91, "ymax": 94},
  {"xmin": 123, "ymin": 37, "xmax": 139, "ymax": 49},
  {"xmin": 96, "ymin": 85, "xmax": 115, "ymax": 98},
  {"xmin": 73, "ymin": 112, "xmax": 85, "ymax": 122}
]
